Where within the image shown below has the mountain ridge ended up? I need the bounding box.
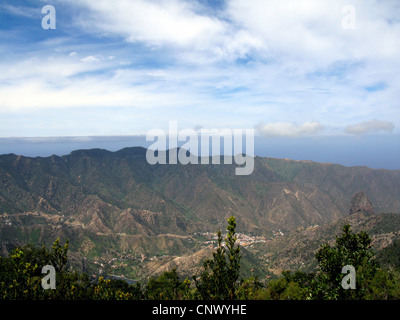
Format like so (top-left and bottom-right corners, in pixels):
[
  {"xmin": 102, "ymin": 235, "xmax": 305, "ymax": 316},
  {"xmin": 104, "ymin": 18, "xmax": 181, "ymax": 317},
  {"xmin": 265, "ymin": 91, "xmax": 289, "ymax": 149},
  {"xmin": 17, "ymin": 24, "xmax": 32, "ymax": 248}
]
[
  {"xmin": 1, "ymin": 146, "xmax": 400, "ymax": 233},
  {"xmin": 1, "ymin": 146, "xmax": 400, "ymax": 279}
]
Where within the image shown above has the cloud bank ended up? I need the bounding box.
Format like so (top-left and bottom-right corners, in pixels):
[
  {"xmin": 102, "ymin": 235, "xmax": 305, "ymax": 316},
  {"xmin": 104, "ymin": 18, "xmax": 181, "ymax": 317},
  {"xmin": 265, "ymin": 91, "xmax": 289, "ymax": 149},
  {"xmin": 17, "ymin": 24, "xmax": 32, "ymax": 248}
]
[
  {"xmin": 256, "ymin": 121, "xmax": 325, "ymax": 137},
  {"xmin": 345, "ymin": 119, "xmax": 395, "ymax": 135}
]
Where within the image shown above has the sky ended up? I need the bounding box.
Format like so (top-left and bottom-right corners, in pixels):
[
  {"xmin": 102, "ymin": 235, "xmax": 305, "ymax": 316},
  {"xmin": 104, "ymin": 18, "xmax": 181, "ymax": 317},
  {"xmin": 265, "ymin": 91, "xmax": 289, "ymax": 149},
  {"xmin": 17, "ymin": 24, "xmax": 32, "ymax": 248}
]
[{"xmin": 0, "ymin": 0, "xmax": 399, "ymax": 169}]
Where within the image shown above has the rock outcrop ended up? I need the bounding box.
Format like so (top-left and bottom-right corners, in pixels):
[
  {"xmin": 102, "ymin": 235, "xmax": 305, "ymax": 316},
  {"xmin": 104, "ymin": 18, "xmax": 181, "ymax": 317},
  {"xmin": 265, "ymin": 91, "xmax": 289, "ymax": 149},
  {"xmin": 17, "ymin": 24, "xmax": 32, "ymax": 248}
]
[{"xmin": 350, "ymin": 191, "xmax": 374, "ymax": 215}]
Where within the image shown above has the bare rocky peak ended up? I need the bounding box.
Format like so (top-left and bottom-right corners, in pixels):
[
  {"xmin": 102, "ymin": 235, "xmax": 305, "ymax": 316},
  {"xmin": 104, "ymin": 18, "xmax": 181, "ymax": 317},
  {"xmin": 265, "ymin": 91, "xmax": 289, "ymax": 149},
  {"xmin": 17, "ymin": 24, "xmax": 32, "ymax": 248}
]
[{"xmin": 350, "ymin": 191, "xmax": 374, "ymax": 215}]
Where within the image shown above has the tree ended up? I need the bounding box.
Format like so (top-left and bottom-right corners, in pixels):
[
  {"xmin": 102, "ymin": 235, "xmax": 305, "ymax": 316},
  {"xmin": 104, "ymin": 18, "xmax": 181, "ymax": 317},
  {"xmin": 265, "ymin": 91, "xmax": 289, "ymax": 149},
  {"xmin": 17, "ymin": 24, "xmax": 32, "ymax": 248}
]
[
  {"xmin": 313, "ymin": 224, "xmax": 379, "ymax": 299},
  {"xmin": 193, "ymin": 216, "xmax": 241, "ymax": 299},
  {"xmin": 145, "ymin": 268, "xmax": 185, "ymax": 300},
  {"xmin": 237, "ymin": 276, "xmax": 266, "ymax": 300},
  {"xmin": 265, "ymin": 277, "xmax": 304, "ymax": 300},
  {"xmin": 225, "ymin": 216, "xmax": 241, "ymax": 299}
]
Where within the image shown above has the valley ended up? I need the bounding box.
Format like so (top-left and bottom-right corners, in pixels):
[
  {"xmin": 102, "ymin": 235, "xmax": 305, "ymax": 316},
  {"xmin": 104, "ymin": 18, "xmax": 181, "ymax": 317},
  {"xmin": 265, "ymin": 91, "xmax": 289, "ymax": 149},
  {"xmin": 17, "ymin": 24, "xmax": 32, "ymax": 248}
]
[{"xmin": 1, "ymin": 146, "xmax": 400, "ymax": 281}]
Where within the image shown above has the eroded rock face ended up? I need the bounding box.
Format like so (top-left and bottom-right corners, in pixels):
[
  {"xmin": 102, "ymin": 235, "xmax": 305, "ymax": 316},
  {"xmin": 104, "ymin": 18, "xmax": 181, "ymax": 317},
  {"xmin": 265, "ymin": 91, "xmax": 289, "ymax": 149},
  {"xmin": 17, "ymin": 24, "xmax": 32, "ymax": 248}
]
[{"xmin": 350, "ymin": 191, "xmax": 374, "ymax": 215}]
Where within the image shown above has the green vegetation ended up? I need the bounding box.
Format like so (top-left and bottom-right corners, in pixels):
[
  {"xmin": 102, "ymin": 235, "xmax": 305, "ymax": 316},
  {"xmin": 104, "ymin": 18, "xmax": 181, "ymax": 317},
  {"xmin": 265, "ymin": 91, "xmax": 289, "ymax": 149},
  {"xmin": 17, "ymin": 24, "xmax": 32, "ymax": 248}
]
[
  {"xmin": 377, "ymin": 238, "xmax": 400, "ymax": 270},
  {"xmin": 193, "ymin": 216, "xmax": 241, "ymax": 299},
  {"xmin": 1, "ymin": 218, "xmax": 400, "ymax": 300},
  {"xmin": 263, "ymin": 158, "xmax": 305, "ymax": 182},
  {"xmin": 265, "ymin": 224, "xmax": 400, "ymax": 300}
]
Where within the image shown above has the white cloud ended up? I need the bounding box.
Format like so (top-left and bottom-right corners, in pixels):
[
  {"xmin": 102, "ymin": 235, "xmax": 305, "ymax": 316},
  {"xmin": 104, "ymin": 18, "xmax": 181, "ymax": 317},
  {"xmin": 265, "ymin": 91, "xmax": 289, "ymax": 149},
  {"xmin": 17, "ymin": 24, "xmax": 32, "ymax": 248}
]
[
  {"xmin": 0, "ymin": 0, "xmax": 399, "ymax": 137},
  {"xmin": 55, "ymin": 0, "xmax": 400, "ymax": 67},
  {"xmin": 256, "ymin": 121, "xmax": 325, "ymax": 137},
  {"xmin": 65, "ymin": 0, "xmax": 262, "ymax": 63},
  {"xmin": 75, "ymin": 0, "xmax": 222, "ymax": 44},
  {"xmin": 226, "ymin": 0, "xmax": 400, "ymax": 65},
  {"xmin": 0, "ymin": 4, "xmax": 39, "ymax": 18},
  {"xmin": 81, "ymin": 55, "xmax": 102, "ymax": 63},
  {"xmin": 0, "ymin": 76, "xmax": 192, "ymax": 111},
  {"xmin": 0, "ymin": 54, "xmax": 103, "ymax": 82},
  {"xmin": 345, "ymin": 119, "xmax": 395, "ymax": 135}
]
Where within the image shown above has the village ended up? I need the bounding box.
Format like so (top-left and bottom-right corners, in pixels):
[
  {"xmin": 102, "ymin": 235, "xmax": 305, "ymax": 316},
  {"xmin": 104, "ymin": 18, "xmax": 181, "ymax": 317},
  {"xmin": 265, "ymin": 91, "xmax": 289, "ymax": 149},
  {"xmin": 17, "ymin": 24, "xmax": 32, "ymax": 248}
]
[
  {"xmin": 191, "ymin": 231, "xmax": 272, "ymax": 247},
  {"xmin": 91, "ymin": 230, "xmax": 285, "ymax": 280}
]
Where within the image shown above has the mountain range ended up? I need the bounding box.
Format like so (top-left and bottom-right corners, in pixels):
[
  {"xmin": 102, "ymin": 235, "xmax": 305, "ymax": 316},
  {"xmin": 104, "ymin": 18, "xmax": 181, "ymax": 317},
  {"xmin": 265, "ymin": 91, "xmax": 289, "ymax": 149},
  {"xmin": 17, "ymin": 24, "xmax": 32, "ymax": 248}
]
[{"xmin": 1, "ymin": 146, "xmax": 399, "ymax": 280}]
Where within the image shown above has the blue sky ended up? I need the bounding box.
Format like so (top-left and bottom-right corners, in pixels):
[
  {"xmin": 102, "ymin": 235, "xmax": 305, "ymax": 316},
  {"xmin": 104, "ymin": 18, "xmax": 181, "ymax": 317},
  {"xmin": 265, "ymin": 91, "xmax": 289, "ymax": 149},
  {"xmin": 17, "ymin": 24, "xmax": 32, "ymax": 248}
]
[{"xmin": 0, "ymin": 0, "xmax": 399, "ymax": 168}]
